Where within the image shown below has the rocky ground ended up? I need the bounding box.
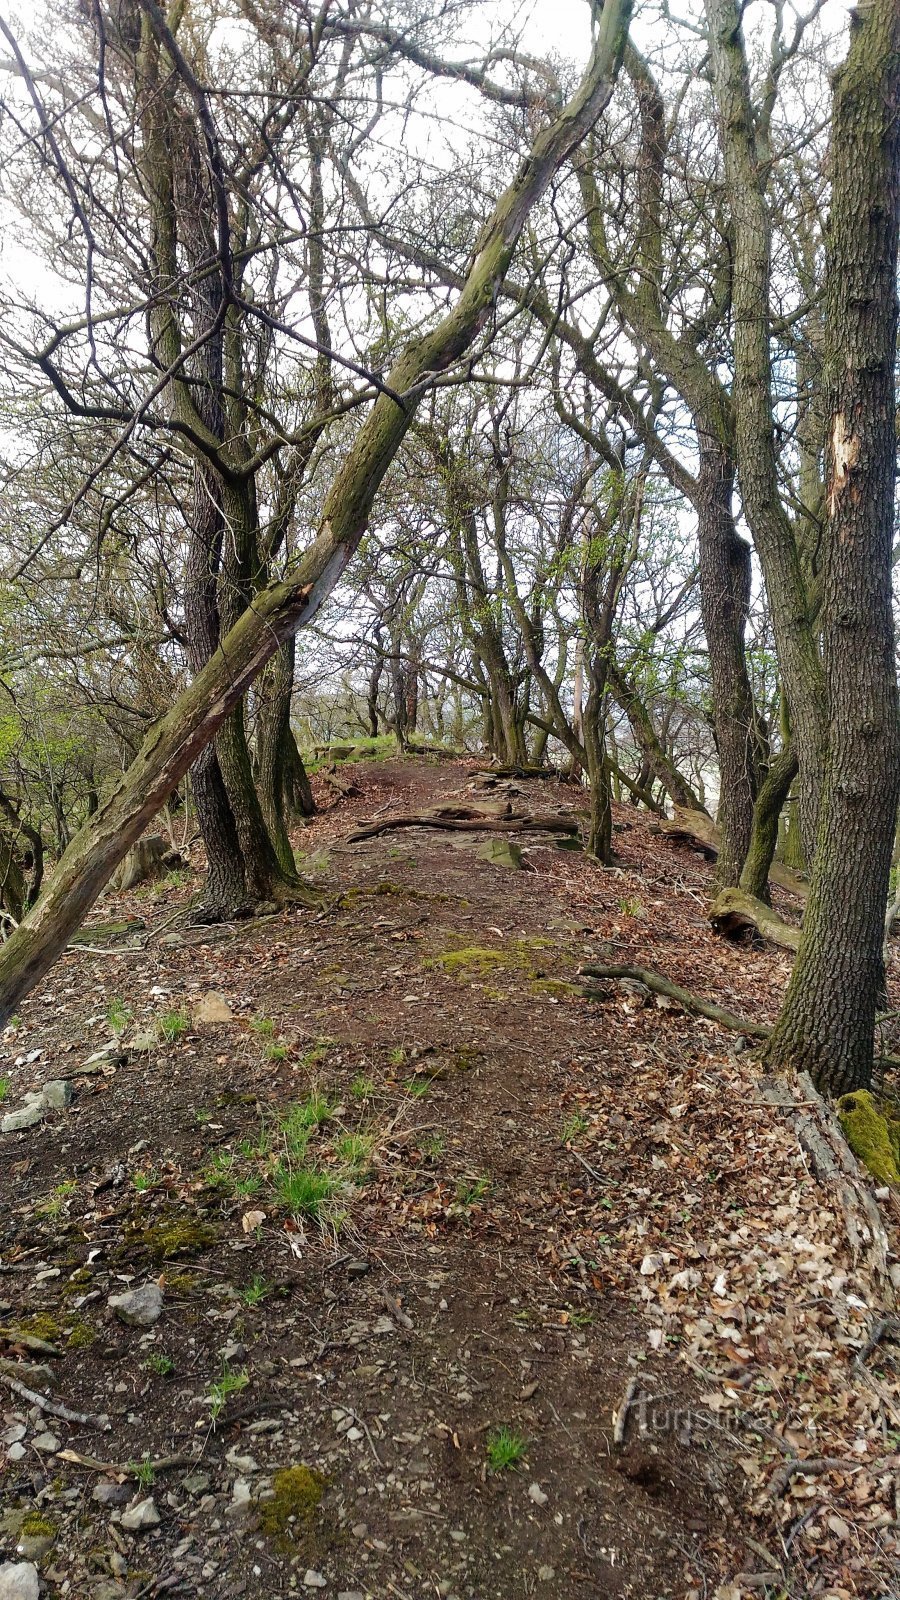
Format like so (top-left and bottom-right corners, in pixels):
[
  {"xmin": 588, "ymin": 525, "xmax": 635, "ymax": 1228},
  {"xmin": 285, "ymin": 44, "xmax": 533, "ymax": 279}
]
[{"xmin": 0, "ymin": 756, "xmax": 897, "ymax": 1600}]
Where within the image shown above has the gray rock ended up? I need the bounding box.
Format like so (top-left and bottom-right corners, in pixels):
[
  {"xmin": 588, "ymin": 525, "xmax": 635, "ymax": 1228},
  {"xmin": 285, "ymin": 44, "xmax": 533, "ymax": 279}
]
[
  {"xmin": 474, "ymin": 837, "xmax": 524, "ymax": 869},
  {"xmin": 180, "ymin": 1472, "xmax": 210, "ymax": 1497},
  {"xmin": 302, "ymin": 1575, "xmax": 326, "ymax": 1591},
  {"xmin": 0, "ymin": 1564, "xmax": 39, "ymax": 1600},
  {"xmin": 2, "ymin": 1100, "xmax": 45, "ymax": 1133},
  {"xmin": 40, "ymin": 1080, "xmax": 73, "ymax": 1110},
  {"xmin": 16, "ymin": 1535, "xmax": 53, "ymax": 1563},
  {"xmin": 108, "ymin": 1283, "xmax": 163, "ymax": 1328},
  {"xmin": 93, "ymin": 1480, "xmax": 130, "ymax": 1507},
  {"xmin": 6, "ymin": 1444, "xmax": 25, "ymax": 1463},
  {"xmin": 120, "ymin": 1497, "xmax": 160, "ymax": 1532},
  {"xmin": 31, "ymin": 1431, "xmax": 59, "ymax": 1452}
]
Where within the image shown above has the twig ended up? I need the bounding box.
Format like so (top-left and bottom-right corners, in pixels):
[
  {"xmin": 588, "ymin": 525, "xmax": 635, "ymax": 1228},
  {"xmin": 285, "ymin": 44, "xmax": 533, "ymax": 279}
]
[
  {"xmin": 613, "ymin": 1376, "xmax": 640, "ymax": 1446},
  {"xmin": 567, "ymin": 1148, "xmax": 606, "ymax": 1184},
  {"xmin": 345, "ymin": 1405, "xmax": 384, "ymax": 1466},
  {"xmin": 57, "ymin": 1447, "xmax": 195, "ymax": 1473},
  {"xmin": 0, "ymin": 1371, "xmax": 111, "ymax": 1430},
  {"xmin": 768, "ymin": 1456, "xmax": 864, "ymax": 1498}
]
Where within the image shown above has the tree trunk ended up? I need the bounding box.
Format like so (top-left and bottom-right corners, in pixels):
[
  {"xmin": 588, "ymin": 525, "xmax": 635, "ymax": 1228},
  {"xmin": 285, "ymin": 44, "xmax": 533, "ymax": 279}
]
[
  {"xmin": 764, "ymin": 0, "xmax": 900, "ymax": 1095},
  {"xmin": 739, "ymin": 743, "xmax": 798, "ymax": 902},
  {"xmin": 696, "ymin": 442, "xmax": 760, "ymax": 886}
]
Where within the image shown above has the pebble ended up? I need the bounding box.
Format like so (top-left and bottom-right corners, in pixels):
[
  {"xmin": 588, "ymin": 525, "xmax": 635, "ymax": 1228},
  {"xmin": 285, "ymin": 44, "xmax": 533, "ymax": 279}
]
[
  {"xmin": 93, "ymin": 1481, "xmax": 130, "ymax": 1507},
  {"xmin": 537, "ymin": 1567, "xmax": 555, "ymax": 1582},
  {"xmin": 40, "ymin": 1080, "xmax": 73, "ymax": 1110},
  {"xmin": 303, "ymin": 1573, "xmax": 326, "ymax": 1590},
  {"xmin": 120, "ymin": 1497, "xmax": 160, "ymax": 1532},
  {"xmin": 32, "ymin": 1431, "xmax": 59, "ymax": 1452},
  {"xmin": 528, "ymin": 1482, "xmax": 549, "ymax": 1506},
  {"xmin": 6, "ymin": 1444, "xmax": 25, "ymax": 1463},
  {"xmin": 181, "ymin": 1472, "xmax": 211, "ymax": 1497},
  {"xmin": 0, "ymin": 1564, "xmax": 39, "ymax": 1600},
  {"xmin": 108, "ymin": 1283, "xmax": 163, "ymax": 1328},
  {"xmin": 1, "ymin": 1100, "xmax": 44, "ymax": 1134}
]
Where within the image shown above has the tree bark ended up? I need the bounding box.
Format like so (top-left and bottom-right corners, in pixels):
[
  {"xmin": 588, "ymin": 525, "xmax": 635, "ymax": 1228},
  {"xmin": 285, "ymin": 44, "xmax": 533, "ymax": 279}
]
[{"xmin": 763, "ymin": 0, "xmax": 900, "ymax": 1095}]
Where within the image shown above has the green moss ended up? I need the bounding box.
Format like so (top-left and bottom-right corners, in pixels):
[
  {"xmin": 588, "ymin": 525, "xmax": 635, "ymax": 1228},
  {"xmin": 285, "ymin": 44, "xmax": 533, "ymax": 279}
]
[
  {"xmin": 530, "ymin": 978, "xmax": 581, "ymax": 999},
  {"xmin": 164, "ymin": 1272, "xmax": 199, "ymax": 1295},
  {"xmin": 17, "ymin": 1314, "xmax": 63, "ymax": 1342},
  {"xmin": 430, "ymin": 946, "xmax": 518, "ymax": 977},
  {"xmin": 20, "ymin": 1512, "xmax": 56, "ymax": 1539},
  {"xmin": 838, "ymin": 1090, "xmax": 900, "ymax": 1186},
  {"xmin": 66, "ymin": 1319, "xmax": 96, "ymax": 1350},
  {"xmin": 127, "ymin": 1212, "xmax": 219, "ymax": 1264},
  {"xmin": 261, "ymin": 1465, "xmax": 329, "ymax": 1552}
]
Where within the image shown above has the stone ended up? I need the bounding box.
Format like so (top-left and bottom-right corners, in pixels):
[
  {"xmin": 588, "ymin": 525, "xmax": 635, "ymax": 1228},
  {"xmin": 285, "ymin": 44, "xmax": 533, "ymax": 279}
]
[
  {"xmin": 0, "ymin": 1564, "xmax": 39, "ymax": 1600},
  {"xmin": 302, "ymin": 1574, "xmax": 326, "ymax": 1590},
  {"xmin": 108, "ymin": 1283, "xmax": 163, "ymax": 1328},
  {"xmin": 6, "ymin": 1444, "xmax": 25, "ymax": 1463},
  {"xmin": 120, "ymin": 1497, "xmax": 160, "ymax": 1532},
  {"xmin": 93, "ymin": 1585, "xmax": 126, "ymax": 1600},
  {"xmin": 537, "ymin": 1567, "xmax": 555, "ymax": 1583},
  {"xmin": 181, "ymin": 1472, "xmax": 210, "ymax": 1497},
  {"xmin": 93, "ymin": 1481, "xmax": 130, "ymax": 1507},
  {"xmin": 225, "ymin": 1479, "xmax": 253, "ymax": 1520},
  {"xmin": 40, "ymin": 1080, "xmax": 73, "ymax": 1110},
  {"xmin": 528, "ymin": 1482, "xmax": 548, "ymax": 1507},
  {"xmin": 475, "ymin": 837, "xmax": 524, "ymax": 869},
  {"xmin": 16, "ymin": 1534, "xmax": 53, "ymax": 1563},
  {"xmin": 2, "ymin": 1100, "xmax": 45, "ymax": 1133},
  {"xmin": 32, "ymin": 1431, "xmax": 60, "ymax": 1452},
  {"xmin": 194, "ymin": 991, "xmax": 232, "ymax": 1024}
]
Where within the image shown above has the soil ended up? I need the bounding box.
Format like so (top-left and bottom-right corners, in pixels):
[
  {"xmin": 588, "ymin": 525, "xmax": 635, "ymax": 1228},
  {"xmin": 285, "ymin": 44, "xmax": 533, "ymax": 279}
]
[{"xmin": 0, "ymin": 756, "xmax": 896, "ymax": 1600}]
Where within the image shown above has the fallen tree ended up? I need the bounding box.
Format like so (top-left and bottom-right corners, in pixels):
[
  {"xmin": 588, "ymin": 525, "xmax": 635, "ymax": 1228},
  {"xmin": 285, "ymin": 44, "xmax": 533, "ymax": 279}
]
[
  {"xmin": 708, "ymin": 888, "xmax": 801, "ymax": 952},
  {"xmin": 0, "ymin": 1, "xmax": 633, "ymax": 1025},
  {"xmin": 656, "ymin": 805, "xmax": 808, "ymax": 900},
  {"xmin": 349, "ymin": 807, "xmax": 579, "ymax": 842}
]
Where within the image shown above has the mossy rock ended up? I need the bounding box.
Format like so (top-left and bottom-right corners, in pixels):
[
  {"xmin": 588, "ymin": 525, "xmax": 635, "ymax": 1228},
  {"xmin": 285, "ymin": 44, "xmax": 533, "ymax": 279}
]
[
  {"xmin": 837, "ymin": 1090, "xmax": 900, "ymax": 1186},
  {"xmin": 474, "ymin": 838, "xmax": 524, "ymax": 870},
  {"xmin": 20, "ymin": 1511, "xmax": 56, "ymax": 1539},
  {"xmin": 66, "ymin": 1319, "xmax": 97, "ymax": 1350},
  {"xmin": 260, "ymin": 1464, "xmax": 331, "ymax": 1554},
  {"xmin": 126, "ymin": 1212, "xmax": 219, "ymax": 1264},
  {"xmin": 530, "ymin": 978, "xmax": 581, "ymax": 1000}
]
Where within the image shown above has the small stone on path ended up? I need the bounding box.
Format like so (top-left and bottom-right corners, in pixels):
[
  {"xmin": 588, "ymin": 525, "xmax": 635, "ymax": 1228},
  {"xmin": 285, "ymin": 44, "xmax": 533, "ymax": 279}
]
[
  {"xmin": 0, "ymin": 1563, "xmax": 39, "ymax": 1600},
  {"xmin": 120, "ymin": 1498, "xmax": 160, "ymax": 1532},
  {"xmin": 108, "ymin": 1283, "xmax": 163, "ymax": 1328}
]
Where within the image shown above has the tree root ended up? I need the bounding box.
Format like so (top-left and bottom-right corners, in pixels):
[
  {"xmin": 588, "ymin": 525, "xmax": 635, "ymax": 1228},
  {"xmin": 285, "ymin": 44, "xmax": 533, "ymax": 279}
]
[
  {"xmin": 578, "ymin": 962, "xmax": 769, "ymax": 1038},
  {"xmin": 349, "ymin": 808, "xmax": 578, "ymax": 842},
  {"xmin": 655, "ymin": 805, "xmax": 808, "ymax": 901}
]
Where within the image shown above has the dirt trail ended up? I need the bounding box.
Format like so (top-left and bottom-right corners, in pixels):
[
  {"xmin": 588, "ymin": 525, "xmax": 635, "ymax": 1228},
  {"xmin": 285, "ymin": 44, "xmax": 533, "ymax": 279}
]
[{"xmin": 0, "ymin": 758, "xmax": 895, "ymax": 1600}]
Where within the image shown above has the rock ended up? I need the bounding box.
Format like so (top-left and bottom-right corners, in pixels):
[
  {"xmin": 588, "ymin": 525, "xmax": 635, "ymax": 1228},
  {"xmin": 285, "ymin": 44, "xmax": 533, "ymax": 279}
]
[
  {"xmin": 528, "ymin": 1482, "xmax": 548, "ymax": 1506},
  {"xmin": 31, "ymin": 1431, "xmax": 59, "ymax": 1452},
  {"xmin": 225, "ymin": 1479, "xmax": 253, "ymax": 1520},
  {"xmin": 108, "ymin": 1283, "xmax": 163, "ymax": 1328},
  {"xmin": 346, "ymin": 1259, "xmax": 370, "ymax": 1278},
  {"xmin": 1, "ymin": 1425, "xmax": 25, "ymax": 1445},
  {"xmin": 2, "ymin": 1099, "xmax": 45, "ymax": 1133},
  {"xmin": 120, "ymin": 1497, "xmax": 160, "ymax": 1532},
  {"xmin": 302, "ymin": 1574, "xmax": 326, "ymax": 1590},
  {"xmin": 110, "ymin": 836, "xmax": 178, "ymax": 892},
  {"xmin": 537, "ymin": 1567, "xmax": 555, "ymax": 1583},
  {"xmin": 93, "ymin": 1585, "xmax": 126, "ymax": 1600},
  {"xmin": 193, "ymin": 991, "xmax": 232, "ymax": 1024},
  {"xmin": 181, "ymin": 1472, "xmax": 210, "ymax": 1497},
  {"xmin": 475, "ymin": 837, "xmax": 524, "ymax": 869},
  {"xmin": 0, "ymin": 1563, "xmax": 39, "ymax": 1600},
  {"xmin": 6, "ymin": 1444, "xmax": 25, "ymax": 1463},
  {"xmin": 93, "ymin": 1481, "xmax": 130, "ymax": 1507},
  {"xmin": 40, "ymin": 1080, "xmax": 73, "ymax": 1110},
  {"xmin": 16, "ymin": 1534, "xmax": 53, "ymax": 1563}
]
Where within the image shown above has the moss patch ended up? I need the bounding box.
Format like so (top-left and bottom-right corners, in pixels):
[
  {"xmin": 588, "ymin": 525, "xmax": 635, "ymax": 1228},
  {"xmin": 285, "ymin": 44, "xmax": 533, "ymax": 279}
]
[
  {"xmin": 16, "ymin": 1314, "xmax": 63, "ymax": 1344},
  {"xmin": 837, "ymin": 1090, "xmax": 900, "ymax": 1186},
  {"xmin": 66, "ymin": 1319, "xmax": 96, "ymax": 1350},
  {"xmin": 20, "ymin": 1512, "xmax": 56, "ymax": 1539},
  {"xmin": 530, "ymin": 978, "xmax": 581, "ymax": 1000},
  {"xmin": 126, "ymin": 1212, "xmax": 219, "ymax": 1264},
  {"xmin": 261, "ymin": 1465, "xmax": 330, "ymax": 1554}
]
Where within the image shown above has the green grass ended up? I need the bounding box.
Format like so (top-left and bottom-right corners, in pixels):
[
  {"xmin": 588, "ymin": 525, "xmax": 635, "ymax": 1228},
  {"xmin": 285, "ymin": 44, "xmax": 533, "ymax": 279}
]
[
  {"xmin": 159, "ymin": 1008, "xmax": 190, "ymax": 1044},
  {"xmin": 207, "ymin": 1364, "xmax": 249, "ymax": 1421},
  {"xmin": 36, "ymin": 1179, "xmax": 77, "ymax": 1218},
  {"xmin": 486, "ymin": 1426, "xmax": 527, "ymax": 1472},
  {"xmin": 350, "ymin": 1076, "xmax": 376, "ymax": 1100},
  {"xmin": 202, "ymin": 1151, "xmax": 236, "ymax": 1191},
  {"xmin": 195, "ymin": 1107, "xmax": 213, "ymax": 1125},
  {"xmin": 265, "ymin": 1041, "xmax": 288, "ymax": 1063},
  {"xmin": 106, "ymin": 997, "xmax": 131, "ymax": 1036},
  {"xmin": 132, "ymin": 1171, "xmax": 157, "ymax": 1193},
  {"xmin": 560, "ymin": 1111, "xmax": 589, "ymax": 1143},
  {"xmin": 273, "ymin": 1161, "xmax": 344, "ymax": 1224},
  {"xmin": 0, "ymin": 1077, "xmax": 11, "ymax": 1103},
  {"xmin": 130, "ymin": 1454, "xmax": 157, "ymax": 1488},
  {"xmin": 242, "ymin": 1274, "xmax": 272, "ymax": 1307},
  {"xmin": 279, "ymin": 1093, "xmax": 333, "ymax": 1153},
  {"xmin": 146, "ymin": 1352, "xmax": 174, "ymax": 1376},
  {"xmin": 617, "ymin": 895, "xmax": 643, "ymax": 918},
  {"xmin": 388, "ymin": 1046, "xmax": 406, "ymax": 1067},
  {"xmin": 455, "ymin": 1175, "xmax": 491, "ymax": 1208},
  {"xmin": 250, "ymin": 1014, "xmax": 276, "ymax": 1038},
  {"xmin": 422, "ymin": 1133, "xmax": 445, "ymax": 1160},
  {"xmin": 404, "ymin": 1077, "xmax": 430, "ymax": 1098},
  {"xmin": 334, "ymin": 1132, "xmax": 374, "ymax": 1174}
]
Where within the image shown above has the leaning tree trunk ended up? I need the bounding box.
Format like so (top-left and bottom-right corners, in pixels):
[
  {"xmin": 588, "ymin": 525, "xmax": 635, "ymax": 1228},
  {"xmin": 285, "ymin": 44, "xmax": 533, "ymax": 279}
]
[
  {"xmin": 739, "ymin": 743, "xmax": 798, "ymax": 903},
  {"xmin": 256, "ymin": 639, "xmax": 303, "ymax": 875},
  {"xmin": 0, "ymin": 1, "xmax": 632, "ymax": 1022},
  {"xmin": 764, "ymin": 0, "xmax": 900, "ymax": 1095}
]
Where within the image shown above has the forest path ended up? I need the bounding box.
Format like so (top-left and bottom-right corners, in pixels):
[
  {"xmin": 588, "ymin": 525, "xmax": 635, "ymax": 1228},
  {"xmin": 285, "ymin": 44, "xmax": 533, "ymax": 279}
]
[{"xmin": 0, "ymin": 757, "xmax": 892, "ymax": 1600}]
